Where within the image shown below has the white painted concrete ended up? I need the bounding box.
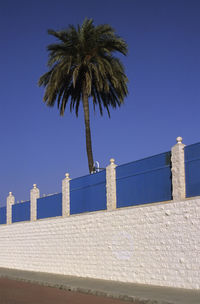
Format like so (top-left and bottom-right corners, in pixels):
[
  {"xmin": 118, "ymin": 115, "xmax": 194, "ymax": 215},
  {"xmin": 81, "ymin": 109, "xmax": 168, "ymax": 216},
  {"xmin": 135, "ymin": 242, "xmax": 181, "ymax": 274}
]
[
  {"xmin": 106, "ymin": 158, "xmax": 117, "ymax": 210},
  {"xmin": 30, "ymin": 184, "xmax": 40, "ymax": 221},
  {"xmin": 6, "ymin": 192, "xmax": 15, "ymax": 225},
  {"xmin": 62, "ymin": 173, "xmax": 70, "ymax": 217},
  {"xmin": 171, "ymin": 137, "xmax": 186, "ymax": 201},
  {"xmin": 0, "ymin": 198, "xmax": 199, "ymax": 290}
]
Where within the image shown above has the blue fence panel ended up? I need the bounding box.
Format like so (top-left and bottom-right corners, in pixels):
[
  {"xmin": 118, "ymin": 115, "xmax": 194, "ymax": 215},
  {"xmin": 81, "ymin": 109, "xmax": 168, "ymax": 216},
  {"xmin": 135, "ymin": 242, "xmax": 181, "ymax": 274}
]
[
  {"xmin": 12, "ymin": 201, "xmax": 30, "ymax": 223},
  {"xmin": 0, "ymin": 206, "xmax": 7, "ymax": 224},
  {"xmin": 70, "ymin": 170, "xmax": 106, "ymax": 214},
  {"xmin": 116, "ymin": 152, "xmax": 172, "ymax": 208},
  {"xmin": 185, "ymin": 142, "xmax": 200, "ymax": 197},
  {"xmin": 37, "ymin": 193, "xmax": 62, "ymax": 219}
]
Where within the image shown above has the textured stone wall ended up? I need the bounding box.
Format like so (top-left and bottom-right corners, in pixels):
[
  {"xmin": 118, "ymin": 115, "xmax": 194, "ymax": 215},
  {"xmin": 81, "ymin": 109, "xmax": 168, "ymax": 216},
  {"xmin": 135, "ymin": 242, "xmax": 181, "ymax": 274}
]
[
  {"xmin": 106, "ymin": 158, "xmax": 117, "ymax": 210},
  {"xmin": 62, "ymin": 174, "xmax": 70, "ymax": 217},
  {"xmin": 0, "ymin": 198, "xmax": 199, "ymax": 290},
  {"xmin": 30, "ymin": 184, "xmax": 40, "ymax": 221},
  {"xmin": 6, "ymin": 192, "xmax": 15, "ymax": 225},
  {"xmin": 171, "ymin": 137, "xmax": 186, "ymax": 201}
]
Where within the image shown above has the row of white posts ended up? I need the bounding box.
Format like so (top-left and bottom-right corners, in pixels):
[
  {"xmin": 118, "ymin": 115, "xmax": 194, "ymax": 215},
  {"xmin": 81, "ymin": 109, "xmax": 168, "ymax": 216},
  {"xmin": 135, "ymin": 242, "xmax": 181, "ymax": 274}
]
[{"xmin": 6, "ymin": 137, "xmax": 186, "ymax": 224}]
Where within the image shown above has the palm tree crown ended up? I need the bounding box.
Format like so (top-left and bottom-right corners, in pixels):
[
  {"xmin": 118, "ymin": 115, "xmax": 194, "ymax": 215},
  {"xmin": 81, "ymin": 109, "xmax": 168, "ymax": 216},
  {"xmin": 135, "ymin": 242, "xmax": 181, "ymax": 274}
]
[{"xmin": 38, "ymin": 18, "xmax": 128, "ymax": 173}]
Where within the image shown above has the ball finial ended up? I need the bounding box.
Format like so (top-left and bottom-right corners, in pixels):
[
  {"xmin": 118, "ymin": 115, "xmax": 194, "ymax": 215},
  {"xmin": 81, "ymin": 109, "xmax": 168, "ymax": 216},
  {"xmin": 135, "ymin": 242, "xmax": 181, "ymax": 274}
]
[
  {"xmin": 33, "ymin": 184, "xmax": 37, "ymax": 188},
  {"xmin": 110, "ymin": 158, "xmax": 115, "ymax": 164},
  {"xmin": 176, "ymin": 136, "xmax": 183, "ymax": 144},
  {"xmin": 65, "ymin": 173, "xmax": 69, "ymax": 178}
]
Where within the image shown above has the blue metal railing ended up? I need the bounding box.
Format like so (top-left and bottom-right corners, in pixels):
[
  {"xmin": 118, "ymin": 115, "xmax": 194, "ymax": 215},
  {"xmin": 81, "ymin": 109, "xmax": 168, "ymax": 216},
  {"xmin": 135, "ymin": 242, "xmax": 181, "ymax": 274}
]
[
  {"xmin": 185, "ymin": 142, "xmax": 200, "ymax": 197},
  {"xmin": 116, "ymin": 152, "xmax": 172, "ymax": 208},
  {"xmin": 0, "ymin": 206, "xmax": 7, "ymax": 224},
  {"xmin": 12, "ymin": 201, "xmax": 30, "ymax": 223},
  {"xmin": 37, "ymin": 193, "xmax": 62, "ymax": 219},
  {"xmin": 70, "ymin": 170, "xmax": 106, "ymax": 214}
]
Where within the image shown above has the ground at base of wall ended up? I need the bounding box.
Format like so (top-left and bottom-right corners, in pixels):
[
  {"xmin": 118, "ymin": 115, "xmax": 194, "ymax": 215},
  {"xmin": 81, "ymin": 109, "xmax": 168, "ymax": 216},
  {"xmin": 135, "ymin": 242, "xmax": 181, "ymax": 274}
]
[
  {"xmin": 0, "ymin": 277, "xmax": 138, "ymax": 304},
  {"xmin": 0, "ymin": 268, "xmax": 200, "ymax": 304}
]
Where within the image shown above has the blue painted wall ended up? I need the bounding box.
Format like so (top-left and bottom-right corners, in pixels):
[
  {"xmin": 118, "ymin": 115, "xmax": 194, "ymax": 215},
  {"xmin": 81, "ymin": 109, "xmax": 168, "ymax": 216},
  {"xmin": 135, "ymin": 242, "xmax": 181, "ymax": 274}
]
[
  {"xmin": 70, "ymin": 170, "xmax": 106, "ymax": 214},
  {"xmin": 0, "ymin": 206, "xmax": 7, "ymax": 224},
  {"xmin": 12, "ymin": 201, "xmax": 30, "ymax": 223},
  {"xmin": 185, "ymin": 142, "xmax": 200, "ymax": 197},
  {"xmin": 37, "ymin": 193, "xmax": 62, "ymax": 219},
  {"xmin": 116, "ymin": 152, "xmax": 172, "ymax": 208}
]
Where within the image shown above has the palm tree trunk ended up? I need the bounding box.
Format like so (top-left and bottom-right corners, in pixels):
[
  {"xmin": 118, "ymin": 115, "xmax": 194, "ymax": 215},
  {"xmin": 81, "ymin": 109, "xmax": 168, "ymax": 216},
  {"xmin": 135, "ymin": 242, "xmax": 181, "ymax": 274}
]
[{"xmin": 82, "ymin": 91, "xmax": 94, "ymax": 173}]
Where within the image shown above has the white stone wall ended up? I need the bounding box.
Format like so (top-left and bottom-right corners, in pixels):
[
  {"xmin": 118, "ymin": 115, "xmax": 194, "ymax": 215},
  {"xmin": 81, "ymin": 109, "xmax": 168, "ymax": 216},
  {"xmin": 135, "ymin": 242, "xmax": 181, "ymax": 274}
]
[
  {"xmin": 30, "ymin": 184, "xmax": 40, "ymax": 221},
  {"xmin": 0, "ymin": 198, "xmax": 199, "ymax": 290},
  {"xmin": 62, "ymin": 173, "xmax": 70, "ymax": 217},
  {"xmin": 171, "ymin": 137, "xmax": 186, "ymax": 201},
  {"xmin": 106, "ymin": 158, "xmax": 117, "ymax": 210}
]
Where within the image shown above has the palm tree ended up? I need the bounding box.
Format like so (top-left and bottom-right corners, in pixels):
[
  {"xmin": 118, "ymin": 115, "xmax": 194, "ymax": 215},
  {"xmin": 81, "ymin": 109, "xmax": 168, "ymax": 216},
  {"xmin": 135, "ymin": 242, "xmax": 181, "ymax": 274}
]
[{"xmin": 38, "ymin": 18, "xmax": 128, "ymax": 173}]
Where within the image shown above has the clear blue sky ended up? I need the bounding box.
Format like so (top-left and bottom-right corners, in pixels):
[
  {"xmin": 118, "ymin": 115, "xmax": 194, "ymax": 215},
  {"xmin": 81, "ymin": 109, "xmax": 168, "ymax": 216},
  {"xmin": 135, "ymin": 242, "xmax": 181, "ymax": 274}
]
[{"xmin": 0, "ymin": 0, "xmax": 200, "ymax": 205}]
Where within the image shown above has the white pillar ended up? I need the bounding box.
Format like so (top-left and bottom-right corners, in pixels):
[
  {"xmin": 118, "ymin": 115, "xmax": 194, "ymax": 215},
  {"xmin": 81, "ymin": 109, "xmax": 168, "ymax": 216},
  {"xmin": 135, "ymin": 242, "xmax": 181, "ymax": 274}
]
[
  {"xmin": 106, "ymin": 158, "xmax": 117, "ymax": 210},
  {"xmin": 30, "ymin": 184, "xmax": 40, "ymax": 221},
  {"xmin": 62, "ymin": 173, "xmax": 70, "ymax": 217},
  {"xmin": 6, "ymin": 192, "xmax": 15, "ymax": 224},
  {"xmin": 171, "ymin": 136, "xmax": 186, "ymax": 201}
]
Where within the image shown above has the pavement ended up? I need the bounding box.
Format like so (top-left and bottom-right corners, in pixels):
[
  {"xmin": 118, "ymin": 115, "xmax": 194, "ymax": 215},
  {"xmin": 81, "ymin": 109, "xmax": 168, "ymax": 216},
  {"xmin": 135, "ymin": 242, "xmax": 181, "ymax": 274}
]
[{"xmin": 0, "ymin": 268, "xmax": 199, "ymax": 304}]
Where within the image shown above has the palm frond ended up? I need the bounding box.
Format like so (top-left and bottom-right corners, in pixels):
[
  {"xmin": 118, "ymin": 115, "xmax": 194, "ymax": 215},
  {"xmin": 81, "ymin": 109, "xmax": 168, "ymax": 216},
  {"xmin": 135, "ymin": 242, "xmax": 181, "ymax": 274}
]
[{"xmin": 38, "ymin": 18, "xmax": 128, "ymax": 117}]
